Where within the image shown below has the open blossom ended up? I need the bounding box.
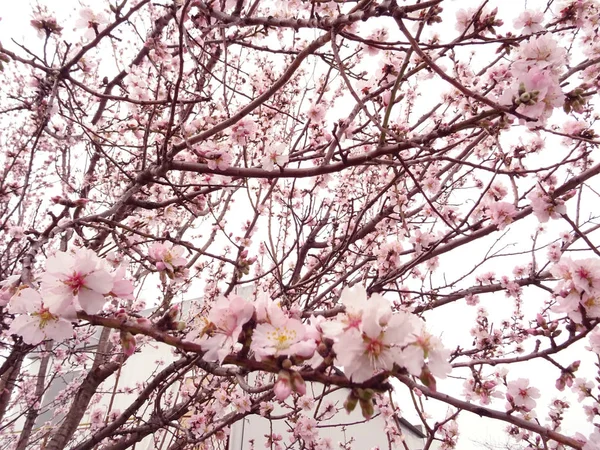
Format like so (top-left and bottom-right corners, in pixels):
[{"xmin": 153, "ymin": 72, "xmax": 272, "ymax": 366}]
[
  {"xmin": 7, "ymin": 288, "xmax": 73, "ymax": 345},
  {"xmin": 334, "ymin": 307, "xmax": 413, "ymax": 383},
  {"xmin": 506, "ymin": 378, "xmax": 541, "ymax": 410},
  {"xmin": 320, "ymin": 285, "xmax": 389, "ymax": 339},
  {"xmin": 205, "ymin": 150, "xmax": 233, "ymax": 171},
  {"xmin": 0, "ymin": 274, "xmax": 21, "ymax": 307},
  {"xmin": 199, "ymin": 294, "xmax": 254, "ymax": 363},
  {"xmin": 551, "ymin": 257, "xmax": 600, "ymax": 320},
  {"xmin": 41, "ymin": 249, "xmax": 113, "ymax": 317},
  {"xmin": 487, "ymin": 201, "xmax": 517, "ymax": 230},
  {"xmin": 585, "ymin": 430, "xmax": 600, "ymax": 450},
  {"xmin": 409, "ymin": 229, "xmax": 434, "ymax": 254},
  {"xmin": 306, "ymin": 104, "xmax": 326, "ymax": 123},
  {"xmin": 261, "ymin": 144, "xmax": 289, "ymax": 171},
  {"xmin": 513, "ymin": 10, "xmax": 545, "ymax": 33},
  {"xmin": 376, "ymin": 241, "xmax": 403, "ymax": 274},
  {"xmin": 514, "ymin": 34, "xmax": 566, "ymax": 74},
  {"xmin": 75, "ymin": 7, "xmax": 108, "ymax": 40},
  {"xmin": 250, "ymin": 301, "xmax": 316, "ymax": 361},
  {"xmin": 148, "ymin": 242, "xmax": 187, "ymax": 272},
  {"xmin": 587, "ymin": 327, "xmax": 600, "ymax": 355},
  {"xmin": 527, "ymin": 188, "xmax": 566, "ymax": 222},
  {"xmin": 230, "ymin": 118, "xmax": 256, "ymax": 145},
  {"xmin": 400, "ymin": 329, "xmax": 452, "ymax": 379}
]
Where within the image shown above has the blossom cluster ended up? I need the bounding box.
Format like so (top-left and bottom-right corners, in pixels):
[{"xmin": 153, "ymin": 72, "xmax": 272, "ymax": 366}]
[
  {"xmin": 551, "ymin": 257, "xmax": 600, "ymax": 323},
  {"xmin": 5, "ymin": 248, "xmax": 133, "ymax": 345},
  {"xmin": 498, "ymin": 33, "xmax": 566, "ymax": 125},
  {"xmin": 194, "ymin": 285, "xmax": 451, "ymax": 393}
]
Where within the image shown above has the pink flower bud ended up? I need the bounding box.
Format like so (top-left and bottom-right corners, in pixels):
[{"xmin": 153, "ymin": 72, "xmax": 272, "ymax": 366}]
[
  {"xmin": 120, "ymin": 331, "xmax": 136, "ymax": 357},
  {"xmin": 274, "ymin": 371, "xmax": 292, "ymax": 401},
  {"xmin": 290, "ymin": 371, "xmax": 306, "ymax": 396}
]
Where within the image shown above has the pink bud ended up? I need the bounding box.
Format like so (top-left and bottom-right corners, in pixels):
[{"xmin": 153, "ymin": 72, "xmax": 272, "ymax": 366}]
[
  {"xmin": 274, "ymin": 371, "xmax": 292, "ymax": 401},
  {"xmin": 536, "ymin": 314, "xmax": 546, "ymax": 327},
  {"xmin": 290, "ymin": 371, "xmax": 306, "ymax": 396},
  {"xmin": 120, "ymin": 331, "xmax": 136, "ymax": 357}
]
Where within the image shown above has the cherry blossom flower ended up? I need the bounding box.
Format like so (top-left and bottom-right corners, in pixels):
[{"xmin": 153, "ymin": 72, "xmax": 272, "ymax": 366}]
[
  {"xmin": 0, "ymin": 274, "xmax": 21, "ymax": 307},
  {"xmin": 513, "ymin": 10, "xmax": 545, "ymax": 33},
  {"xmin": 487, "ymin": 201, "xmax": 517, "ymax": 230},
  {"xmin": 199, "ymin": 294, "xmax": 254, "ymax": 363},
  {"xmin": 334, "ymin": 308, "xmax": 412, "ymax": 382},
  {"xmin": 514, "ymin": 34, "xmax": 567, "ymax": 75},
  {"xmin": 205, "ymin": 150, "xmax": 233, "ymax": 171},
  {"xmin": 261, "ymin": 144, "xmax": 289, "ymax": 171},
  {"xmin": 584, "ymin": 430, "xmax": 600, "ymax": 450},
  {"xmin": 320, "ymin": 285, "xmax": 388, "ymax": 339},
  {"xmin": 41, "ymin": 249, "xmax": 113, "ymax": 317},
  {"xmin": 148, "ymin": 242, "xmax": 187, "ymax": 273},
  {"xmin": 250, "ymin": 301, "xmax": 316, "ymax": 361},
  {"xmin": 501, "ymin": 67, "xmax": 564, "ymax": 125},
  {"xmin": 306, "ymin": 104, "xmax": 326, "ymax": 123},
  {"xmin": 506, "ymin": 378, "xmax": 541, "ymax": 410},
  {"xmin": 75, "ymin": 7, "xmax": 108, "ymax": 41},
  {"xmin": 230, "ymin": 118, "xmax": 257, "ymax": 145},
  {"xmin": 376, "ymin": 241, "xmax": 403, "ymax": 274},
  {"xmin": 409, "ymin": 229, "xmax": 434, "ymax": 254},
  {"xmin": 527, "ymin": 188, "xmax": 566, "ymax": 222},
  {"xmin": 587, "ymin": 327, "xmax": 600, "ymax": 355},
  {"xmin": 7, "ymin": 288, "xmax": 73, "ymax": 345},
  {"xmin": 400, "ymin": 329, "xmax": 452, "ymax": 378}
]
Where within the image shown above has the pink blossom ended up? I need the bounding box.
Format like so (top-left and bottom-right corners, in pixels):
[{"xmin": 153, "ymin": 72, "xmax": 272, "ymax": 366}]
[
  {"xmin": 513, "ymin": 34, "xmax": 567, "ymax": 74},
  {"xmin": 513, "ymin": 10, "xmax": 545, "ymax": 33},
  {"xmin": 199, "ymin": 294, "xmax": 254, "ymax": 363},
  {"xmin": 334, "ymin": 308, "xmax": 412, "ymax": 382},
  {"xmin": 75, "ymin": 7, "xmax": 108, "ymax": 41},
  {"xmin": 487, "ymin": 201, "xmax": 517, "ymax": 230},
  {"xmin": 7, "ymin": 288, "xmax": 73, "ymax": 345},
  {"xmin": 587, "ymin": 327, "xmax": 600, "ymax": 355},
  {"xmin": 506, "ymin": 378, "xmax": 540, "ymax": 410},
  {"xmin": 320, "ymin": 285, "xmax": 389, "ymax": 339},
  {"xmin": 148, "ymin": 242, "xmax": 187, "ymax": 273},
  {"xmin": 527, "ymin": 188, "xmax": 566, "ymax": 222},
  {"xmin": 41, "ymin": 249, "xmax": 113, "ymax": 317},
  {"xmin": 306, "ymin": 104, "xmax": 326, "ymax": 123},
  {"xmin": 230, "ymin": 118, "xmax": 257, "ymax": 145},
  {"xmin": 0, "ymin": 274, "xmax": 21, "ymax": 307},
  {"xmin": 376, "ymin": 241, "xmax": 403, "ymax": 274},
  {"xmin": 250, "ymin": 302, "xmax": 316, "ymax": 361},
  {"xmin": 400, "ymin": 330, "xmax": 452, "ymax": 379},
  {"xmin": 584, "ymin": 430, "xmax": 600, "ymax": 450},
  {"xmin": 261, "ymin": 144, "xmax": 289, "ymax": 171}
]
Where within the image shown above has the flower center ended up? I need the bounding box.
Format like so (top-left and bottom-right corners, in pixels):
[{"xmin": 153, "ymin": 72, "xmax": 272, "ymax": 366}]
[
  {"xmin": 267, "ymin": 327, "xmax": 297, "ymax": 350},
  {"xmin": 365, "ymin": 337, "xmax": 384, "ymax": 357},
  {"xmin": 64, "ymin": 272, "xmax": 86, "ymax": 292},
  {"xmin": 33, "ymin": 308, "xmax": 58, "ymax": 329}
]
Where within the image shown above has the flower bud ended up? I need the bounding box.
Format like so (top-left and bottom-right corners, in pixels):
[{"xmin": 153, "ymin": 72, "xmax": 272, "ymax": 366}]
[
  {"xmin": 420, "ymin": 366, "xmax": 437, "ymax": 392},
  {"xmin": 281, "ymin": 358, "xmax": 293, "ymax": 370},
  {"xmin": 317, "ymin": 342, "xmax": 329, "ymax": 357},
  {"xmin": 359, "ymin": 398, "xmax": 374, "ymax": 419},
  {"xmin": 274, "ymin": 371, "xmax": 292, "ymax": 401},
  {"xmin": 519, "ymin": 92, "xmax": 531, "ymax": 104},
  {"xmin": 344, "ymin": 392, "xmax": 358, "ymax": 413},
  {"xmin": 290, "ymin": 371, "xmax": 306, "ymax": 396},
  {"xmin": 120, "ymin": 331, "xmax": 136, "ymax": 357}
]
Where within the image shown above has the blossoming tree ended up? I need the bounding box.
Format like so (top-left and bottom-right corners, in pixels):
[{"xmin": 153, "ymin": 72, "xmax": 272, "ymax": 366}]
[{"xmin": 1, "ymin": 0, "xmax": 600, "ymax": 449}]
